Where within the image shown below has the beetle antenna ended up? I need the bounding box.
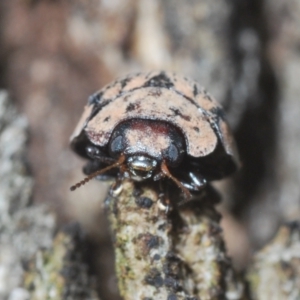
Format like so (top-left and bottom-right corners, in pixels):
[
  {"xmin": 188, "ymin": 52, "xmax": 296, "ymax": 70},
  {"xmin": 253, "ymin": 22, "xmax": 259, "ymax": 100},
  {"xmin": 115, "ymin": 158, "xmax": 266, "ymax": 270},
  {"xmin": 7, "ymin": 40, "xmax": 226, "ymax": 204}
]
[
  {"xmin": 160, "ymin": 160, "xmax": 192, "ymax": 200},
  {"xmin": 70, "ymin": 154, "xmax": 125, "ymax": 191}
]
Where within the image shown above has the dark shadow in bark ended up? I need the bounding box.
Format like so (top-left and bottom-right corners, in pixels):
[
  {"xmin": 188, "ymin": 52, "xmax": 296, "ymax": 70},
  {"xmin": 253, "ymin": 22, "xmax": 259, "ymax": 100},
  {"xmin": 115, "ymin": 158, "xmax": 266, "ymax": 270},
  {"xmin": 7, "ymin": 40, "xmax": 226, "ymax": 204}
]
[{"xmin": 228, "ymin": 0, "xmax": 279, "ymax": 219}]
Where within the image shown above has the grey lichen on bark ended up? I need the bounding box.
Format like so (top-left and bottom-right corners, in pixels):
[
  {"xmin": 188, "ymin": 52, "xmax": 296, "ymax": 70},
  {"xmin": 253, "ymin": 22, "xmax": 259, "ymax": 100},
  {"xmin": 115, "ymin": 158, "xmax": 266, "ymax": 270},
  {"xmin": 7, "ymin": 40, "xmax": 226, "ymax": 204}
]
[
  {"xmin": 106, "ymin": 180, "xmax": 189, "ymax": 299},
  {"xmin": 247, "ymin": 222, "xmax": 300, "ymax": 300},
  {"xmin": 175, "ymin": 197, "xmax": 245, "ymax": 300},
  {"xmin": 106, "ymin": 180, "xmax": 245, "ymax": 300},
  {"xmin": 24, "ymin": 223, "xmax": 100, "ymax": 300},
  {"xmin": 0, "ymin": 91, "xmax": 100, "ymax": 300},
  {"xmin": 0, "ymin": 90, "xmax": 56, "ymax": 299}
]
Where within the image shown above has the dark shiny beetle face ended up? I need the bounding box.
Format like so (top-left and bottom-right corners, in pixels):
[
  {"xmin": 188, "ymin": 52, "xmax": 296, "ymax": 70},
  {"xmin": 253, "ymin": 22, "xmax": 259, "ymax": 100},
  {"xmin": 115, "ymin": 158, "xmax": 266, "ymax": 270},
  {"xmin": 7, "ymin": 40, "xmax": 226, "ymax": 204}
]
[
  {"xmin": 107, "ymin": 119, "xmax": 185, "ymax": 182},
  {"xmin": 70, "ymin": 71, "xmax": 240, "ymax": 199}
]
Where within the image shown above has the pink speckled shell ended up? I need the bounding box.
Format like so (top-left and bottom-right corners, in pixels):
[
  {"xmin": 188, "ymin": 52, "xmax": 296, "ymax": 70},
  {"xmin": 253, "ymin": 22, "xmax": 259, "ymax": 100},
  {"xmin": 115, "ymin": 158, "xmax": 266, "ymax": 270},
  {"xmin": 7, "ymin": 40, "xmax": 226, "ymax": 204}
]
[{"xmin": 71, "ymin": 71, "xmax": 238, "ymax": 161}]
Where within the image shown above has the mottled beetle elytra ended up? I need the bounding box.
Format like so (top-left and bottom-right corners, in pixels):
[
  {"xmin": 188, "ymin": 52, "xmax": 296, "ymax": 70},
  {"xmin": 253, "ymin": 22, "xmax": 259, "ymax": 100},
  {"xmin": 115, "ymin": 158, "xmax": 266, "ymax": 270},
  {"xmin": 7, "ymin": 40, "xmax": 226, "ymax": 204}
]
[{"xmin": 70, "ymin": 71, "xmax": 239, "ymax": 201}]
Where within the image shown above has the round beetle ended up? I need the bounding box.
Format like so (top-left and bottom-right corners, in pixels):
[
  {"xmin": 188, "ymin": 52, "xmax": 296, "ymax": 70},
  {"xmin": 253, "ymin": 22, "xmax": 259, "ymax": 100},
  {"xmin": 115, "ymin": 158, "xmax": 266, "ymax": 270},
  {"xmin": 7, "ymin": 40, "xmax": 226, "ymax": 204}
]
[{"xmin": 70, "ymin": 71, "xmax": 239, "ymax": 200}]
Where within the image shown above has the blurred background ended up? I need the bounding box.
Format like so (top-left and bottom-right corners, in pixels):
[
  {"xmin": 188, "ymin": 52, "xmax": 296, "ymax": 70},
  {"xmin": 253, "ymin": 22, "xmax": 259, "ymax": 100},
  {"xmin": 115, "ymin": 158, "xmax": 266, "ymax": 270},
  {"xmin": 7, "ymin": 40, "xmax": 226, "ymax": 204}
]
[{"xmin": 0, "ymin": 0, "xmax": 299, "ymax": 298}]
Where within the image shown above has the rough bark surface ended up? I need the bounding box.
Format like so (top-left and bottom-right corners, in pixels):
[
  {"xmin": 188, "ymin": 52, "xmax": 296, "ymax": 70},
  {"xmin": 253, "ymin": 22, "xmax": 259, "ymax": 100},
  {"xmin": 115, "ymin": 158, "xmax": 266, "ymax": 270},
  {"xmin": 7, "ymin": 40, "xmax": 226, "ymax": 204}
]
[
  {"xmin": 0, "ymin": 0, "xmax": 300, "ymax": 299},
  {"xmin": 106, "ymin": 181, "xmax": 245, "ymax": 300},
  {"xmin": 247, "ymin": 222, "xmax": 300, "ymax": 299},
  {"xmin": 0, "ymin": 92, "xmax": 99, "ymax": 300},
  {"xmin": 265, "ymin": 0, "xmax": 300, "ymax": 221},
  {"xmin": 24, "ymin": 224, "xmax": 100, "ymax": 300},
  {"xmin": 0, "ymin": 90, "xmax": 55, "ymax": 299}
]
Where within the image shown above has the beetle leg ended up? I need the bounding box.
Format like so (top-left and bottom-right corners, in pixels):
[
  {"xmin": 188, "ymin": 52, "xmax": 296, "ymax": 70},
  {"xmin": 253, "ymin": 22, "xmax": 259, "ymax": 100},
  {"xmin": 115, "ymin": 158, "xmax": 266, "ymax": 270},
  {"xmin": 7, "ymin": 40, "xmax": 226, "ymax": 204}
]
[
  {"xmin": 157, "ymin": 194, "xmax": 171, "ymax": 213},
  {"xmin": 189, "ymin": 171, "xmax": 207, "ymax": 190},
  {"xmin": 160, "ymin": 161, "xmax": 192, "ymax": 200},
  {"xmin": 110, "ymin": 172, "xmax": 124, "ymax": 197},
  {"xmin": 109, "ymin": 162, "xmax": 130, "ymax": 197},
  {"xmin": 153, "ymin": 171, "xmax": 164, "ymax": 181},
  {"xmin": 181, "ymin": 172, "xmax": 207, "ymax": 191},
  {"xmin": 157, "ymin": 181, "xmax": 171, "ymax": 213}
]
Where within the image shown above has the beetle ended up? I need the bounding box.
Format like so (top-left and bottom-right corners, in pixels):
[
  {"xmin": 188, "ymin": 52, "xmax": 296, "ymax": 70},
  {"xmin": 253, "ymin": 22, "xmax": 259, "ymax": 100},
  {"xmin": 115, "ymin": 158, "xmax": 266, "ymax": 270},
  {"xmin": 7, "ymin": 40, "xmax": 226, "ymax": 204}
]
[{"xmin": 70, "ymin": 71, "xmax": 239, "ymax": 200}]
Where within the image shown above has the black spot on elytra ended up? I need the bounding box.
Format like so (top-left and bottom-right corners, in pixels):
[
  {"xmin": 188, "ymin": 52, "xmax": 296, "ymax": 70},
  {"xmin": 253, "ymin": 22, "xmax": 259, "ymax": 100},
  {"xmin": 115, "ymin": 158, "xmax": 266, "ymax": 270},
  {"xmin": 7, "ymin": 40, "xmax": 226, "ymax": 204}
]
[
  {"xmin": 169, "ymin": 107, "xmax": 191, "ymax": 121},
  {"xmin": 103, "ymin": 116, "xmax": 110, "ymax": 122},
  {"xmin": 193, "ymin": 127, "xmax": 200, "ymax": 132},
  {"xmin": 210, "ymin": 106, "xmax": 225, "ymax": 120},
  {"xmin": 144, "ymin": 72, "xmax": 174, "ymax": 89},
  {"xmin": 126, "ymin": 103, "xmax": 137, "ymax": 112},
  {"xmin": 144, "ymin": 268, "xmax": 164, "ymax": 288},
  {"xmin": 87, "ymin": 99, "xmax": 112, "ymax": 122},
  {"xmin": 203, "ymin": 91, "xmax": 213, "ymax": 102},
  {"xmin": 148, "ymin": 88, "xmax": 162, "ymax": 97},
  {"xmin": 135, "ymin": 196, "xmax": 153, "ymax": 209},
  {"xmin": 120, "ymin": 77, "xmax": 131, "ymax": 88},
  {"xmin": 126, "ymin": 103, "xmax": 135, "ymax": 111},
  {"xmin": 88, "ymin": 91, "xmax": 103, "ymax": 105},
  {"xmin": 193, "ymin": 84, "xmax": 198, "ymax": 97}
]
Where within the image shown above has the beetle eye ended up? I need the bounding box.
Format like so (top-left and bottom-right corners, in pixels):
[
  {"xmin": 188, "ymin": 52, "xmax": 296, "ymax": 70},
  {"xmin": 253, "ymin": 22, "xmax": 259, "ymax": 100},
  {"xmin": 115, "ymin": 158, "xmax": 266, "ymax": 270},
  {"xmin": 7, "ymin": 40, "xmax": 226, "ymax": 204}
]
[
  {"xmin": 110, "ymin": 135, "xmax": 124, "ymax": 154},
  {"xmin": 167, "ymin": 144, "xmax": 179, "ymax": 163}
]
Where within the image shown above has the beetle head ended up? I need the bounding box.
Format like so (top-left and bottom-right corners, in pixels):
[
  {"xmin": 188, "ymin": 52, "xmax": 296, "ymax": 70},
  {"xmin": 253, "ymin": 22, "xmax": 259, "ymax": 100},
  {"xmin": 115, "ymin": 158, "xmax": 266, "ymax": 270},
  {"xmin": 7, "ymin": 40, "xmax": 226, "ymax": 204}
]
[{"xmin": 70, "ymin": 118, "xmax": 191, "ymax": 197}]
